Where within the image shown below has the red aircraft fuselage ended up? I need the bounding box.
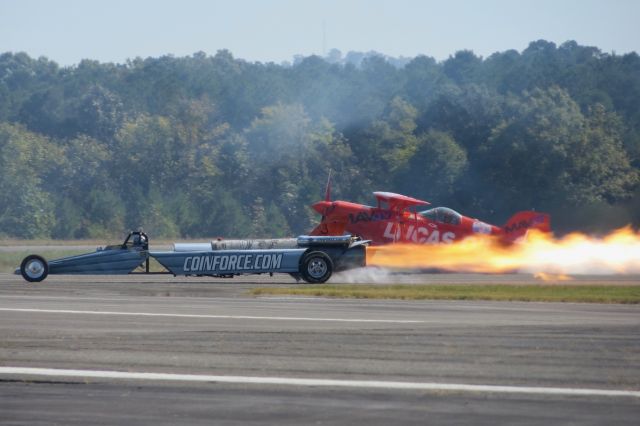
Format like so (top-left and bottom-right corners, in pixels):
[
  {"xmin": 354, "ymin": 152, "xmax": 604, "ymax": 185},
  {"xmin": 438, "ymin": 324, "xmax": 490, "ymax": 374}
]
[{"xmin": 310, "ymin": 192, "xmax": 550, "ymax": 245}]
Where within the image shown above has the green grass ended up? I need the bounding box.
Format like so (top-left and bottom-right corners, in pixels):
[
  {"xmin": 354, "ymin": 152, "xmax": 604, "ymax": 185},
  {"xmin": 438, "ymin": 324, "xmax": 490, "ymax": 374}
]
[{"xmin": 250, "ymin": 284, "xmax": 640, "ymax": 304}]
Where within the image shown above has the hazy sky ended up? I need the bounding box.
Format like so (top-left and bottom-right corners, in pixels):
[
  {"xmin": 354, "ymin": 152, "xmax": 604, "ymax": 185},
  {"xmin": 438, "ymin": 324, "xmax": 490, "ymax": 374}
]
[{"xmin": 1, "ymin": 0, "xmax": 638, "ymax": 65}]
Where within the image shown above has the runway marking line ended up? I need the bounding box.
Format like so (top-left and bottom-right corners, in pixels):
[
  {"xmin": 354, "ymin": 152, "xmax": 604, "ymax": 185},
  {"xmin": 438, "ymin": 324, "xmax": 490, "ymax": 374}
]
[
  {"xmin": 0, "ymin": 308, "xmax": 424, "ymax": 324},
  {"xmin": 0, "ymin": 367, "xmax": 638, "ymax": 398}
]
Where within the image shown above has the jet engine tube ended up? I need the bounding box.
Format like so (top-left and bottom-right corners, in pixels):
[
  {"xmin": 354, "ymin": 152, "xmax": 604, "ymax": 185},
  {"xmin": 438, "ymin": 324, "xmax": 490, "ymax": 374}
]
[
  {"xmin": 173, "ymin": 235, "xmax": 359, "ymax": 252},
  {"xmin": 210, "ymin": 238, "xmax": 299, "ymax": 250}
]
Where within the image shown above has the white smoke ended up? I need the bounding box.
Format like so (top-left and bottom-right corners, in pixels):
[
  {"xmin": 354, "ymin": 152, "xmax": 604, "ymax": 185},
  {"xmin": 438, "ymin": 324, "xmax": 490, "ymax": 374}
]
[
  {"xmin": 518, "ymin": 258, "xmax": 640, "ymax": 275},
  {"xmin": 330, "ymin": 267, "xmax": 396, "ymax": 284}
]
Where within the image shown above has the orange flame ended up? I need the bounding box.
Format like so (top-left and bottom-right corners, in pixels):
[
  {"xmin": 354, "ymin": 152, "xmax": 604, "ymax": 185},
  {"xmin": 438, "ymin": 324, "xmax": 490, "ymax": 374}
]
[
  {"xmin": 367, "ymin": 227, "xmax": 640, "ymax": 275},
  {"xmin": 533, "ymin": 272, "xmax": 573, "ymax": 282}
]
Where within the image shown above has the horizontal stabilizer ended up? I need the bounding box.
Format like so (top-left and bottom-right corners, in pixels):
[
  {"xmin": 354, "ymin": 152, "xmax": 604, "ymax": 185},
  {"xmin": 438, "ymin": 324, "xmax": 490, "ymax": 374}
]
[{"xmin": 501, "ymin": 211, "xmax": 551, "ymax": 243}]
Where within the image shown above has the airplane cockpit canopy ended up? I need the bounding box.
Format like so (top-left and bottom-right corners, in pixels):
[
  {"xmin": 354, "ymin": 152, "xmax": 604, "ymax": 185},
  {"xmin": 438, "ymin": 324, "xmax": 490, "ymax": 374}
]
[{"xmin": 419, "ymin": 207, "xmax": 462, "ymax": 225}]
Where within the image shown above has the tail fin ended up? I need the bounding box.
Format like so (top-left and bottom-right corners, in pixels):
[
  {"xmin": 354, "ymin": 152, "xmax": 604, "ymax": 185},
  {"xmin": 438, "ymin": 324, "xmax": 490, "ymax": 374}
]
[{"xmin": 501, "ymin": 211, "xmax": 551, "ymax": 243}]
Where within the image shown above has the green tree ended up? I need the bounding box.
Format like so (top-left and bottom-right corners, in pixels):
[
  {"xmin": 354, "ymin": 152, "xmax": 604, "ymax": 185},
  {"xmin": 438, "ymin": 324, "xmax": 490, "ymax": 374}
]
[
  {"xmin": 565, "ymin": 104, "xmax": 638, "ymax": 203},
  {"xmin": 0, "ymin": 123, "xmax": 57, "ymax": 237},
  {"xmin": 394, "ymin": 130, "xmax": 468, "ymax": 202},
  {"xmin": 443, "ymin": 50, "xmax": 482, "ymax": 85},
  {"xmin": 83, "ymin": 189, "xmax": 126, "ymax": 238},
  {"xmin": 1, "ymin": 44, "xmax": 639, "ymax": 236},
  {"xmin": 480, "ymin": 87, "xmax": 637, "ymax": 214},
  {"xmin": 77, "ymin": 84, "xmax": 125, "ymax": 143},
  {"xmin": 52, "ymin": 135, "xmax": 112, "ymax": 237},
  {"xmin": 348, "ymin": 97, "xmax": 419, "ymax": 189}
]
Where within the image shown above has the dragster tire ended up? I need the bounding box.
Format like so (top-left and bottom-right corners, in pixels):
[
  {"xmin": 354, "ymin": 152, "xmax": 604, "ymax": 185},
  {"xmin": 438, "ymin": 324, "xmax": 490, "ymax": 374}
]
[
  {"xmin": 20, "ymin": 254, "xmax": 49, "ymax": 282},
  {"xmin": 300, "ymin": 251, "xmax": 333, "ymax": 284}
]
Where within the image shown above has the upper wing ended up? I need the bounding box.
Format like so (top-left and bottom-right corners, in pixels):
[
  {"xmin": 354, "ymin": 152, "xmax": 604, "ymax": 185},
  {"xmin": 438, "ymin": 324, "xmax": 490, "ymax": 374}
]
[{"xmin": 373, "ymin": 192, "xmax": 430, "ymax": 211}]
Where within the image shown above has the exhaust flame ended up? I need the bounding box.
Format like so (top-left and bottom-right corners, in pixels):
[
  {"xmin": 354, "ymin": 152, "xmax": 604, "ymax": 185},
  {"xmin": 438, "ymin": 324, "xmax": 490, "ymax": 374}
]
[
  {"xmin": 367, "ymin": 227, "xmax": 640, "ymax": 275},
  {"xmin": 533, "ymin": 272, "xmax": 573, "ymax": 282}
]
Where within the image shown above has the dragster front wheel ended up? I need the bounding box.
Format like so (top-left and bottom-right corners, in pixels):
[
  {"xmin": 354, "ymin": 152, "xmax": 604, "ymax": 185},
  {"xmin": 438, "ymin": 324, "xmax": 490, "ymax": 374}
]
[
  {"xmin": 20, "ymin": 255, "xmax": 49, "ymax": 282},
  {"xmin": 300, "ymin": 251, "xmax": 333, "ymax": 284}
]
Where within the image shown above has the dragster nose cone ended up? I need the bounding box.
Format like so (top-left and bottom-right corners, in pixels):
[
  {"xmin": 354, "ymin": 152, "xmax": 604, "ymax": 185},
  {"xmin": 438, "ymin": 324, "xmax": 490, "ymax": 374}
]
[{"xmin": 312, "ymin": 201, "xmax": 332, "ymax": 214}]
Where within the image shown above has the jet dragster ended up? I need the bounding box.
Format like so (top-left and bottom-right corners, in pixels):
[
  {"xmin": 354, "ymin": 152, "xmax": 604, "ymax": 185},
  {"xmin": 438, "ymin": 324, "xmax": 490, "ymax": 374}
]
[
  {"xmin": 17, "ymin": 231, "xmax": 368, "ymax": 283},
  {"xmin": 309, "ymin": 178, "xmax": 550, "ymax": 245}
]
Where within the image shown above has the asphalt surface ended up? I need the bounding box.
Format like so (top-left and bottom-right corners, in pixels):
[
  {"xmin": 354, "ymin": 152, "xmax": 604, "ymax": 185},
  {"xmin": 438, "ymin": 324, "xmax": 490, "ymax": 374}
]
[{"xmin": 1, "ymin": 273, "xmax": 639, "ymax": 425}]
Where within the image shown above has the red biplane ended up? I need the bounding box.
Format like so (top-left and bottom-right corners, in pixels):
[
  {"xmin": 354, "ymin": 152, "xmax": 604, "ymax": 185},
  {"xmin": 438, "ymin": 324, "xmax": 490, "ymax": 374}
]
[{"xmin": 309, "ymin": 177, "xmax": 550, "ymax": 245}]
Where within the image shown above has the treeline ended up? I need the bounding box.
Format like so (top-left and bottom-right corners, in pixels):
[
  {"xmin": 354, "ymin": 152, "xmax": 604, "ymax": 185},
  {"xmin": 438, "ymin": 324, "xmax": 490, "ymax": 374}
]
[{"xmin": 0, "ymin": 40, "xmax": 639, "ymax": 239}]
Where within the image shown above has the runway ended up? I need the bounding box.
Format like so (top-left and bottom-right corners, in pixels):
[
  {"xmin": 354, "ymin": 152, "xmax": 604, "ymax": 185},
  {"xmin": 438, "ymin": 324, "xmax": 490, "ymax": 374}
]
[{"xmin": 0, "ymin": 273, "xmax": 639, "ymax": 424}]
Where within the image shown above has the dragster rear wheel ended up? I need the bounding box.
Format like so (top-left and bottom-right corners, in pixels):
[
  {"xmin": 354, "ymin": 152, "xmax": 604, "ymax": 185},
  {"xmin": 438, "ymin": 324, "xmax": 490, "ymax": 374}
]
[
  {"xmin": 20, "ymin": 254, "xmax": 49, "ymax": 282},
  {"xmin": 300, "ymin": 251, "xmax": 333, "ymax": 284}
]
